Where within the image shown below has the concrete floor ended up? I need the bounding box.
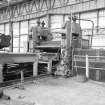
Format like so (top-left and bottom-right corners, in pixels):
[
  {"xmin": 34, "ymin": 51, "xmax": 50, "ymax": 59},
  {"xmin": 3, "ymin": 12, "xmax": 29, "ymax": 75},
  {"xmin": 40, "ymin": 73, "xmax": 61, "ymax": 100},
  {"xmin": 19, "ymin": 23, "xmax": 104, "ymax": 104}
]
[{"xmin": 2, "ymin": 76, "xmax": 105, "ymax": 105}]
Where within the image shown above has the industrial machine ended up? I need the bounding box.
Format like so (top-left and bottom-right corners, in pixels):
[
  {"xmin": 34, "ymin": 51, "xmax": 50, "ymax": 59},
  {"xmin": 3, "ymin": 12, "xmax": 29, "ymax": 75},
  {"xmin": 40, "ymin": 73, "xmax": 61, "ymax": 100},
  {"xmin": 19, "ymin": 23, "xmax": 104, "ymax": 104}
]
[
  {"xmin": 0, "ymin": 18, "xmax": 89, "ymax": 84},
  {"xmin": 32, "ymin": 18, "xmax": 89, "ymax": 77},
  {"xmin": 33, "ymin": 25, "xmax": 61, "ymax": 76},
  {"xmin": 0, "ymin": 33, "xmax": 11, "ymax": 49}
]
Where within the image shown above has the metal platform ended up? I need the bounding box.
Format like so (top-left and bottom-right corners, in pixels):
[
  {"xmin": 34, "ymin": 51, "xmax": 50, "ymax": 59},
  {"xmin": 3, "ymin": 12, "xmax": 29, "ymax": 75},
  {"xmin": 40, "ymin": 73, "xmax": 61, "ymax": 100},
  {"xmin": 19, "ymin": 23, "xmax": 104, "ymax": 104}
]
[{"xmin": 0, "ymin": 53, "xmax": 37, "ymax": 64}]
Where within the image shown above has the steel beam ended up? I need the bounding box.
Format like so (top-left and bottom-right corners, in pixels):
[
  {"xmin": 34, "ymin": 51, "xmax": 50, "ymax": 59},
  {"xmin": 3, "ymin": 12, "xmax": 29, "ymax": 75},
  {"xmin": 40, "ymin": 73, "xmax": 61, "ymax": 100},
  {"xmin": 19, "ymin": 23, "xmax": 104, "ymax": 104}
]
[{"xmin": 0, "ymin": 0, "xmax": 104, "ymax": 22}]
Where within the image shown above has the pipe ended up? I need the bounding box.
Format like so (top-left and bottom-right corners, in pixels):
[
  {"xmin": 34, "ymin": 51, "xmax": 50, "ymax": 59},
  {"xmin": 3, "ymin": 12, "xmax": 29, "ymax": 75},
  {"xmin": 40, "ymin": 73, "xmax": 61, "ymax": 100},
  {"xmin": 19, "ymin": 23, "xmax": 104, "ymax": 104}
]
[{"xmin": 77, "ymin": 18, "xmax": 94, "ymax": 48}]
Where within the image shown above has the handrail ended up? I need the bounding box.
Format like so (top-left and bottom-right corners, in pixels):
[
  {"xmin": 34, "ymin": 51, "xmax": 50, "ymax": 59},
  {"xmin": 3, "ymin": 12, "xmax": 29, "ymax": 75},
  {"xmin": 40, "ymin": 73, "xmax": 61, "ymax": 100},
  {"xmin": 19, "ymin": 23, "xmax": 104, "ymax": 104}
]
[
  {"xmin": 74, "ymin": 55, "xmax": 105, "ymax": 58},
  {"xmin": 73, "ymin": 66, "xmax": 105, "ymax": 71},
  {"xmin": 73, "ymin": 55, "xmax": 105, "ymax": 76}
]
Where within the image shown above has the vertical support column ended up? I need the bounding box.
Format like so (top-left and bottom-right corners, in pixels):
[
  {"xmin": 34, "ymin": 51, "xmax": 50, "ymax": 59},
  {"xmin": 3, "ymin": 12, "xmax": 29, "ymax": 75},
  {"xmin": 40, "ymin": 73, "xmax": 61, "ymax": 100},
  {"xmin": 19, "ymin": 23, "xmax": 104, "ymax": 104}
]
[
  {"xmin": 66, "ymin": 13, "xmax": 72, "ymax": 72},
  {"xmin": 95, "ymin": 49, "xmax": 100, "ymax": 81},
  {"xmin": 96, "ymin": 49, "xmax": 100, "ymax": 60},
  {"xmin": 9, "ymin": 6, "xmax": 13, "ymax": 52},
  {"xmin": 47, "ymin": 14, "xmax": 50, "ymax": 28},
  {"xmin": 19, "ymin": 21, "xmax": 21, "ymax": 53},
  {"xmin": 96, "ymin": 10, "xmax": 99, "ymax": 33},
  {"xmin": 0, "ymin": 64, "xmax": 3, "ymax": 83},
  {"xmin": 86, "ymin": 55, "xmax": 89, "ymax": 79},
  {"xmin": 96, "ymin": 70, "xmax": 100, "ymax": 81},
  {"xmin": 9, "ymin": 21, "xmax": 13, "ymax": 52},
  {"xmin": 27, "ymin": 20, "xmax": 30, "ymax": 52},
  {"xmin": 47, "ymin": 60, "xmax": 52, "ymax": 74},
  {"xmin": 33, "ymin": 57, "xmax": 38, "ymax": 77},
  {"xmin": 20, "ymin": 70, "xmax": 24, "ymax": 84},
  {"xmin": 20, "ymin": 70, "xmax": 25, "ymax": 89}
]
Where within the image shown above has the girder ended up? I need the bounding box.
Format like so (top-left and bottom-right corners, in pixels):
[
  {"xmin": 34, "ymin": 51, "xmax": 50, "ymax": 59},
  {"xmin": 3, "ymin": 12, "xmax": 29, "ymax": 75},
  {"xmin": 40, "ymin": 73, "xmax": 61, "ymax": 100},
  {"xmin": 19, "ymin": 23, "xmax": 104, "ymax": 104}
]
[{"xmin": 0, "ymin": 0, "xmax": 104, "ymax": 22}]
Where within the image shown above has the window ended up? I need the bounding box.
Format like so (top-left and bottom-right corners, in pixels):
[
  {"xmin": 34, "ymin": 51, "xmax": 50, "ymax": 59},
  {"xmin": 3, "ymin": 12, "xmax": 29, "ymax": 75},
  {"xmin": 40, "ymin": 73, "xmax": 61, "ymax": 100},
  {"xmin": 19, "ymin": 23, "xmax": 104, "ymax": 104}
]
[
  {"xmin": 0, "ymin": 24, "xmax": 4, "ymax": 34},
  {"xmin": 5, "ymin": 23, "xmax": 9, "ymax": 35},
  {"xmin": 50, "ymin": 15, "xmax": 63, "ymax": 41},
  {"xmin": 20, "ymin": 21, "xmax": 28, "ymax": 53},
  {"xmin": 51, "ymin": 15, "xmax": 63, "ymax": 29},
  {"xmin": 80, "ymin": 12, "xmax": 97, "ymax": 29},
  {"xmin": 99, "ymin": 10, "xmax": 105, "ymax": 28},
  {"xmin": 29, "ymin": 19, "xmax": 38, "ymax": 31},
  {"xmin": 13, "ymin": 37, "xmax": 19, "ymax": 48},
  {"xmin": 20, "ymin": 21, "xmax": 28, "ymax": 35},
  {"xmin": 13, "ymin": 22, "xmax": 20, "ymax": 53},
  {"xmin": 92, "ymin": 36, "xmax": 105, "ymax": 49},
  {"xmin": 13, "ymin": 48, "xmax": 19, "ymax": 53},
  {"xmin": 20, "ymin": 35, "xmax": 28, "ymax": 53},
  {"xmin": 80, "ymin": 12, "xmax": 97, "ymax": 39},
  {"xmin": 13, "ymin": 22, "xmax": 19, "ymax": 36}
]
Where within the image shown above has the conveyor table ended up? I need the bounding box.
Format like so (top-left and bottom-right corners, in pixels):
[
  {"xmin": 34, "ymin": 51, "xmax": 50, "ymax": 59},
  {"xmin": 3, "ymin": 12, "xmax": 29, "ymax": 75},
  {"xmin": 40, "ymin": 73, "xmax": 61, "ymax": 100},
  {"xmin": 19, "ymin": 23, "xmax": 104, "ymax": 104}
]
[{"xmin": 0, "ymin": 53, "xmax": 38, "ymax": 83}]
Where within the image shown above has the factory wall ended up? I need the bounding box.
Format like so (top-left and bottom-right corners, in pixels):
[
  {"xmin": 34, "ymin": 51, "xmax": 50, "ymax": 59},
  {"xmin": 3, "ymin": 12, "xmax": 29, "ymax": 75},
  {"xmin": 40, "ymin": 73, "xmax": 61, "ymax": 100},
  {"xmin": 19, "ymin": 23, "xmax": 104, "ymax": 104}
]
[{"xmin": 0, "ymin": 0, "xmax": 105, "ymax": 52}]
